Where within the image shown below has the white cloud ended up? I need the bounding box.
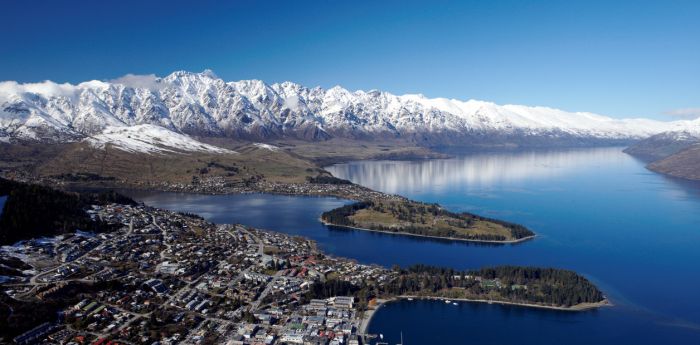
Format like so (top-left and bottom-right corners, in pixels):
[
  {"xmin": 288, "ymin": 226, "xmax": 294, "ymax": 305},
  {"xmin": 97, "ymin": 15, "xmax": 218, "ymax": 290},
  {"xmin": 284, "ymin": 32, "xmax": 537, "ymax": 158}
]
[
  {"xmin": 109, "ymin": 73, "xmax": 164, "ymax": 91},
  {"xmin": 201, "ymin": 69, "xmax": 218, "ymax": 78},
  {"xmin": 0, "ymin": 80, "xmax": 77, "ymax": 98},
  {"xmin": 663, "ymin": 108, "xmax": 700, "ymax": 120},
  {"xmin": 0, "ymin": 73, "xmax": 164, "ymax": 104},
  {"xmin": 0, "ymin": 80, "xmax": 79, "ymax": 103}
]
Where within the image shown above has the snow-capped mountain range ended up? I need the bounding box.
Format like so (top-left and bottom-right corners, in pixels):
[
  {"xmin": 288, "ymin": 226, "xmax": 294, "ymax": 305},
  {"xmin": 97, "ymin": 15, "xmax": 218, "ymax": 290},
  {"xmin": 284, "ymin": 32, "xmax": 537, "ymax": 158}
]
[{"xmin": 1, "ymin": 70, "xmax": 697, "ymax": 146}]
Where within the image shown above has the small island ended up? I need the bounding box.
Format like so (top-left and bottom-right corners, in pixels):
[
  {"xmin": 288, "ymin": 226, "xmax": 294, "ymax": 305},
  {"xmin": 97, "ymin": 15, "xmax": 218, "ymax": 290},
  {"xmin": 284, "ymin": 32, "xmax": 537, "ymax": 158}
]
[{"xmin": 321, "ymin": 199, "xmax": 535, "ymax": 243}]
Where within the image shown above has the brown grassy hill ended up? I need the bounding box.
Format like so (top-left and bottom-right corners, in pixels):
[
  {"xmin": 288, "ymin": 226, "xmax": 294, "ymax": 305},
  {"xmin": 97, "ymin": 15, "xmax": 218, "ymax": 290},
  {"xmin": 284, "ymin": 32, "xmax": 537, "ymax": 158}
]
[
  {"xmin": 648, "ymin": 144, "xmax": 700, "ymax": 181},
  {"xmin": 33, "ymin": 141, "xmax": 321, "ymax": 186}
]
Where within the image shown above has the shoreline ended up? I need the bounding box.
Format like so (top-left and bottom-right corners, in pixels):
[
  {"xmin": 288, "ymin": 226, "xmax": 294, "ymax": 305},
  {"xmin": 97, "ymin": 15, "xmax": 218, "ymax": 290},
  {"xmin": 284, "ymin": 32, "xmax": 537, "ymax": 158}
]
[
  {"xmin": 59, "ymin": 179, "xmax": 538, "ymax": 246},
  {"xmin": 320, "ymin": 219, "xmax": 536, "ymax": 244},
  {"xmin": 359, "ymin": 296, "xmax": 611, "ymax": 334},
  {"xmin": 394, "ymin": 295, "xmax": 612, "ymax": 312},
  {"xmin": 359, "ymin": 298, "xmax": 393, "ymax": 334},
  {"xmin": 54, "ymin": 179, "xmax": 398, "ymax": 203},
  {"xmin": 312, "ymin": 150, "xmax": 453, "ymax": 167}
]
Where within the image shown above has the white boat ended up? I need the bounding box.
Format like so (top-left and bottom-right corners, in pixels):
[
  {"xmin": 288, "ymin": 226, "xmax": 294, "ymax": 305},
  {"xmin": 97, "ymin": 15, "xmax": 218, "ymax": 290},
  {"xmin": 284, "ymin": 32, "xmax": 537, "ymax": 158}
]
[
  {"xmin": 407, "ymin": 297, "xmax": 413, "ymax": 301},
  {"xmin": 445, "ymin": 300, "xmax": 451, "ymax": 303},
  {"xmin": 453, "ymin": 302, "xmax": 459, "ymax": 305}
]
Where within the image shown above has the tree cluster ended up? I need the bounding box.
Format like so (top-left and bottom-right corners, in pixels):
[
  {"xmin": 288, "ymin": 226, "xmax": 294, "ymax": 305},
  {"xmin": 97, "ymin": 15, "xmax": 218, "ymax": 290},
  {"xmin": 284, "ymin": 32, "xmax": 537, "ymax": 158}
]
[
  {"xmin": 299, "ymin": 263, "xmax": 603, "ymax": 311},
  {"xmin": 306, "ymin": 175, "xmax": 353, "ymax": 185},
  {"xmin": 0, "ymin": 178, "xmax": 134, "ymax": 245},
  {"xmin": 320, "ymin": 201, "xmax": 373, "ymax": 226},
  {"xmin": 379, "ymin": 265, "xmax": 604, "ymax": 307}
]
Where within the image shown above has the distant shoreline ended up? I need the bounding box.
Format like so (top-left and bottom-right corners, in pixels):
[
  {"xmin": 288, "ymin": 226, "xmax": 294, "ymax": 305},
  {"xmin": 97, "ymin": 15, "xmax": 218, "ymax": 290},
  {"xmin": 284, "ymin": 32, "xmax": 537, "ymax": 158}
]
[{"xmin": 320, "ymin": 219, "xmax": 536, "ymax": 244}]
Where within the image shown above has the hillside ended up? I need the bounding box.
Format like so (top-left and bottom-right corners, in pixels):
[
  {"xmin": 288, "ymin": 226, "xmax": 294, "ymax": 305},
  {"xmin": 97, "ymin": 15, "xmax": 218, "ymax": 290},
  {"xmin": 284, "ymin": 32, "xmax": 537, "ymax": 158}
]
[
  {"xmin": 647, "ymin": 144, "xmax": 700, "ymax": 181},
  {"xmin": 36, "ymin": 139, "xmax": 321, "ymax": 187},
  {"xmin": 0, "ymin": 178, "xmax": 133, "ymax": 245},
  {"xmin": 0, "ymin": 124, "xmax": 323, "ymax": 188},
  {"xmin": 624, "ymin": 130, "xmax": 700, "ymax": 161}
]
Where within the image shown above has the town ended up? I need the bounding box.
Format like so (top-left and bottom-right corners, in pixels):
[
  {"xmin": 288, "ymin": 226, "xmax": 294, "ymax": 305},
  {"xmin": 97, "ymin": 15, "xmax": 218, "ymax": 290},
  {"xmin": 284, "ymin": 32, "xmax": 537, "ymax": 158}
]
[
  {"xmin": 1, "ymin": 203, "xmax": 395, "ymax": 345},
  {"xmin": 0, "ymin": 179, "xmax": 608, "ymax": 345}
]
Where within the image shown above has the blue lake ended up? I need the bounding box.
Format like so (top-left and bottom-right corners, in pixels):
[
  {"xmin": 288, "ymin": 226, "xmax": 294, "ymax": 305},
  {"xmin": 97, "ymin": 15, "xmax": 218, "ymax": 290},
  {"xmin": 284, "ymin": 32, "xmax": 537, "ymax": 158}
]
[
  {"xmin": 0, "ymin": 195, "xmax": 6, "ymax": 216},
  {"xmin": 127, "ymin": 147, "xmax": 700, "ymax": 344}
]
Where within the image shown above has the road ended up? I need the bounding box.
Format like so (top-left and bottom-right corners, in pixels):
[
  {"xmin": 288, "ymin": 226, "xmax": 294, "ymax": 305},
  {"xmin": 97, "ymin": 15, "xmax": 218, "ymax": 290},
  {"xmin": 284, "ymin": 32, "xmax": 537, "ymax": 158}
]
[
  {"xmin": 227, "ymin": 224, "xmax": 280, "ymax": 312},
  {"xmin": 151, "ymin": 214, "xmax": 175, "ymax": 261},
  {"xmin": 238, "ymin": 225, "xmax": 264, "ymax": 255}
]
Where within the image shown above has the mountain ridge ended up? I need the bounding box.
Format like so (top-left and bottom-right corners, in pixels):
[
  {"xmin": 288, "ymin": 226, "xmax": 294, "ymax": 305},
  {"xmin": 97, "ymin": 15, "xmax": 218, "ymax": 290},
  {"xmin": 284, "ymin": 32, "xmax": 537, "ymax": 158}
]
[
  {"xmin": 624, "ymin": 126, "xmax": 700, "ymax": 161},
  {"xmin": 623, "ymin": 119, "xmax": 700, "ymax": 180},
  {"xmin": 1, "ymin": 70, "xmax": 697, "ymax": 146}
]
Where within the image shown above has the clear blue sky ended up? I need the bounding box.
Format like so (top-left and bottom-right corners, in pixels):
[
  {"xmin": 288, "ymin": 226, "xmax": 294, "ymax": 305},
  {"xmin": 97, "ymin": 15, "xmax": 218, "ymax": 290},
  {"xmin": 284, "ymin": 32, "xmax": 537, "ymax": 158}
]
[{"xmin": 1, "ymin": 0, "xmax": 698, "ymax": 119}]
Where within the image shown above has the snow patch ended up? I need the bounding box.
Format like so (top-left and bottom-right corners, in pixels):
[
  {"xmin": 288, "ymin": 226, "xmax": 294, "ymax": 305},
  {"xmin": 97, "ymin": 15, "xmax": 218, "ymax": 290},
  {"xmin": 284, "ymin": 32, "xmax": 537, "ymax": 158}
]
[
  {"xmin": 252, "ymin": 143, "xmax": 280, "ymax": 151},
  {"xmin": 86, "ymin": 125, "xmax": 236, "ymax": 155}
]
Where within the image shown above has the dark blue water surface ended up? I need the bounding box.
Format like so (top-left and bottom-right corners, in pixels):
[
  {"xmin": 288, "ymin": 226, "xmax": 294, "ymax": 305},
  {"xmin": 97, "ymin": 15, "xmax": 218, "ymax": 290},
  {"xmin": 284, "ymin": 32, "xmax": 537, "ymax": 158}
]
[{"xmin": 127, "ymin": 147, "xmax": 700, "ymax": 344}]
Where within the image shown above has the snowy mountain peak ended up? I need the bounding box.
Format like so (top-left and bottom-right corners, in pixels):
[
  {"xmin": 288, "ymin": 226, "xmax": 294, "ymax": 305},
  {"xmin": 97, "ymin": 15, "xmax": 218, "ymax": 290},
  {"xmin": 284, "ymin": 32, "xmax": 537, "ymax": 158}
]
[{"xmin": 1, "ymin": 70, "xmax": 698, "ymax": 146}]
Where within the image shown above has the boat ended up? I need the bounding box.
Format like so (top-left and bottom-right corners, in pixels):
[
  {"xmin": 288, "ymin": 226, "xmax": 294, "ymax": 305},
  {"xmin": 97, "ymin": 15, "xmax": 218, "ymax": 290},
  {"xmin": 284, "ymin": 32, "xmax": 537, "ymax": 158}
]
[
  {"xmin": 453, "ymin": 302, "xmax": 458, "ymax": 306},
  {"xmin": 445, "ymin": 300, "xmax": 451, "ymax": 303},
  {"xmin": 407, "ymin": 297, "xmax": 413, "ymax": 301}
]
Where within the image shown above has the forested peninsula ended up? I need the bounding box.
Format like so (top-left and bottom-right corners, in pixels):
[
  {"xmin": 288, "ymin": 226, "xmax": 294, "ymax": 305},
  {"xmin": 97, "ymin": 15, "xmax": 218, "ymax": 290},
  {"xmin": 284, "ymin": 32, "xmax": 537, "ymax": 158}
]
[{"xmin": 305, "ymin": 264, "xmax": 607, "ymax": 312}]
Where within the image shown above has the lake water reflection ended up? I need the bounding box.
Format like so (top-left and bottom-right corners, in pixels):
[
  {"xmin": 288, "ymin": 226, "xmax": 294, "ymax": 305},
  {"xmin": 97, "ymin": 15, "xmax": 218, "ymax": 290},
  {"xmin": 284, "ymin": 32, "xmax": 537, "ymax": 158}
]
[{"xmin": 327, "ymin": 147, "xmax": 700, "ymax": 344}]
